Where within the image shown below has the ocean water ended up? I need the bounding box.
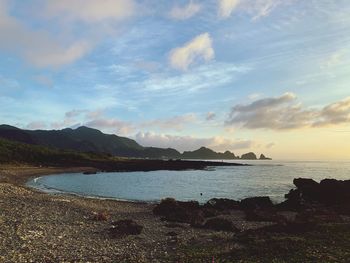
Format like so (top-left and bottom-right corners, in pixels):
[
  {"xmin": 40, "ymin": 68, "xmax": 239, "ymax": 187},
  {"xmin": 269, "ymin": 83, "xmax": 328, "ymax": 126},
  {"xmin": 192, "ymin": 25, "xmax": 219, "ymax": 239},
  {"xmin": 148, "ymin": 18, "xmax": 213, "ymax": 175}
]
[{"xmin": 27, "ymin": 160, "xmax": 350, "ymax": 203}]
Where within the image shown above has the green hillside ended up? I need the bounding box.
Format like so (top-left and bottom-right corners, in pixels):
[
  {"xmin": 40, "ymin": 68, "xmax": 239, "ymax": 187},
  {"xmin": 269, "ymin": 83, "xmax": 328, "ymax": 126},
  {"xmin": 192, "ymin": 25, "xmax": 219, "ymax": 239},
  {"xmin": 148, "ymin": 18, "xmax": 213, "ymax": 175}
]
[{"xmin": 0, "ymin": 125, "xmax": 270, "ymax": 160}]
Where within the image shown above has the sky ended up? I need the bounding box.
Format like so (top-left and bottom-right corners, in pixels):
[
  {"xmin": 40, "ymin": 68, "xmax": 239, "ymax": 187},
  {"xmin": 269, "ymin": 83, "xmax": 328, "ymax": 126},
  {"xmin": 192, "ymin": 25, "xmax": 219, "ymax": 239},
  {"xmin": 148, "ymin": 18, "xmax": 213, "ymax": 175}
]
[{"xmin": 0, "ymin": 0, "xmax": 350, "ymax": 160}]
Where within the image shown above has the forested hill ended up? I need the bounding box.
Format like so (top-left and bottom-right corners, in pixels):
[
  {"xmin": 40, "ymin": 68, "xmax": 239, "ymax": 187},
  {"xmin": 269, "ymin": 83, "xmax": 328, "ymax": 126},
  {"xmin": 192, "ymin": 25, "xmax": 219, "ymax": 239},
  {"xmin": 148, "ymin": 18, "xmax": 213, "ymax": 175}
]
[{"xmin": 0, "ymin": 125, "xmax": 270, "ymax": 160}]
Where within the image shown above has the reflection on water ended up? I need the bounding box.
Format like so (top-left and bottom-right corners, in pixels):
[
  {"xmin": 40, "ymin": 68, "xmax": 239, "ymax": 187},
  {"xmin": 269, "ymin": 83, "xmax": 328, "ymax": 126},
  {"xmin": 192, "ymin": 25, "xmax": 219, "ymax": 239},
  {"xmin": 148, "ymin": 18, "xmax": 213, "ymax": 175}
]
[{"xmin": 27, "ymin": 160, "xmax": 350, "ymax": 203}]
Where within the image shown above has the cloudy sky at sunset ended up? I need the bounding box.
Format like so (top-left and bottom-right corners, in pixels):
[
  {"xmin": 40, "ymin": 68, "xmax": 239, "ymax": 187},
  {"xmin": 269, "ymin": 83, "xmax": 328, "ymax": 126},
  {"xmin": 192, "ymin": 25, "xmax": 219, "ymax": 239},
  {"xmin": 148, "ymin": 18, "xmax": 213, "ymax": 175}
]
[{"xmin": 1, "ymin": 0, "xmax": 350, "ymax": 159}]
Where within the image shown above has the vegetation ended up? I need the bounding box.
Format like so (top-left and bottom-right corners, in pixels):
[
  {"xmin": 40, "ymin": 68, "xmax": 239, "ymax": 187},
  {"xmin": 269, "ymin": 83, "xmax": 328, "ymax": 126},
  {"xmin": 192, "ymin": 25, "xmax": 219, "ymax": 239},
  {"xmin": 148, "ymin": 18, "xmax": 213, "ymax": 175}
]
[
  {"xmin": 0, "ymin": 137, "xmax": 110, "ymax": 166},
  {"xmin": 0, "ymin": 125, "xmax": 271, "ymax": 160}
]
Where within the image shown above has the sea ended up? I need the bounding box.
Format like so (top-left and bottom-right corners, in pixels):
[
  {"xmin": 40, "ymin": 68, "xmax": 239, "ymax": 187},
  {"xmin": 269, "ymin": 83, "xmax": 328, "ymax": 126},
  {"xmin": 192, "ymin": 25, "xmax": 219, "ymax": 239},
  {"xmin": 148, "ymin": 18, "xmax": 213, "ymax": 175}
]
[{"xmin": 27, "ymin": 160, "xmax": 350, "ymax": 204}]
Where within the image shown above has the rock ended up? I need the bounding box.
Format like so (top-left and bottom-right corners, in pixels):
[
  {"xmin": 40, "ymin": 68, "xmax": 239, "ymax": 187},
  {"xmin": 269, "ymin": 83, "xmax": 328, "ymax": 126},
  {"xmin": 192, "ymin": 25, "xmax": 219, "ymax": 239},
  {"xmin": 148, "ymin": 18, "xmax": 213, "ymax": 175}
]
[
  {"xmin": 83, "ymin": 171, "xmax": 97, "ymax": 175},
  {"xmin": 240, "ymin": 196, "xmax": 273, "ymax": 210},
  {"xmin": 259, "ymin": 154, "xmax": 271, "ymax": 160},
  {"xmin": 293, "ymin": 178, "xmax": 321, "ymax": 201},
  {"xmin": 109, "ymin": 219, "xmax": 143, "ymax": 237},
  {"xmin": 293, "ymin": 178, "xmax": 319, "ymax": 189},
  {"xmin": 153, "ymin": 198, "xmax": 200, "ymax": 223},
  {"xmin": 92, "ymin": 211, "xmax": 110, "ymax": 221},
  {"xmin": 241, "ymin": 152, "xmax": 257, "ymax": 160},
  {"xmin": 282, "ymin": 178, "xmax": 350, "ymax": 209},
  {"xmin": 275, "ymin": 198, "xmax": 303, "ymax": 211},
  {"xmin": 203, "ymin": 218, "xmax": 238, "ymax": 232},
  {"xmin": 319, "ymin": 179, "xmax": 350, "ymax": 205},
  {"xmin": 205, "ymin": 198, "xmax": 240, "ymax": 211}
]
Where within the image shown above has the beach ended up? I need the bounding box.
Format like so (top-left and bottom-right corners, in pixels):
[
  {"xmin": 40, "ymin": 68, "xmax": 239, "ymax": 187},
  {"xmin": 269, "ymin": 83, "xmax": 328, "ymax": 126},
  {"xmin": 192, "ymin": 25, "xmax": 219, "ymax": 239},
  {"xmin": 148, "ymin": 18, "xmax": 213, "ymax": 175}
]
[
  {"xmin": 1, "ymin": 166, "xmax": 349, "ymax": 262},
  {"xmin": 0, "ymin": 166, "xmax": 271, "ymax": 262}
]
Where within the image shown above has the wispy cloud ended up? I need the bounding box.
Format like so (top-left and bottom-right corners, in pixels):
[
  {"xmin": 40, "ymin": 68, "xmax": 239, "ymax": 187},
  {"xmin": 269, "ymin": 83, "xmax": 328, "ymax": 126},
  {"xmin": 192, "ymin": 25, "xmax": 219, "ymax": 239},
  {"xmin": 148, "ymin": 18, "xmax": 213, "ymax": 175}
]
[
  {"xmin": 206, "ymin": 112, "xmax": 216, "ymax": 121},
  {"xmin": 226, "ymin": 93, "xmax": 350, "ymax": 130},
  {"xmin": 169, "ymin": 33, "xmax": 214, "ymax": 70},
  {"xmin": 217, "ymin": 0, "xmax": 283, "ymax": 20},
  {"xmin": 135, "ymin": 131, "xmax": 255, "ymax": 152},
  {"xmin": 25, "ymin": 121, "xmax": 47, "ymax": 130},
  {"xmin": 0, "ymin": 0, "xmax": 136, "ymax": 68},
  {"xmin": 169, "ymin": 1, "xmax": 202, "ymax": 20},
  {"xmin": 42, "ymin": 0, "xmax": 136, "ymax": 23},
  {"xmin": 218, "ymin": 0, "xmax": 240, "ymax": 18},
  {"xmin": 141, "ymin": 114, "xmax": 197, "ymax": 131},
  {"xmin": 140, "ymin": 62, "xmax": 250, "ymax": 95}
]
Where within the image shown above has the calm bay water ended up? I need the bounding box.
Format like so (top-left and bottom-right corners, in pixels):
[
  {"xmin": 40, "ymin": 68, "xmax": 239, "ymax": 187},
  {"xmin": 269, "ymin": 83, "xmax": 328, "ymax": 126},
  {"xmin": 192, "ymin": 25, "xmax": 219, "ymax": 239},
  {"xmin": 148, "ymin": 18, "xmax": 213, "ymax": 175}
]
[{"xmin": 27, "ymin": 160, "xmax": 350, "ymax": 203}]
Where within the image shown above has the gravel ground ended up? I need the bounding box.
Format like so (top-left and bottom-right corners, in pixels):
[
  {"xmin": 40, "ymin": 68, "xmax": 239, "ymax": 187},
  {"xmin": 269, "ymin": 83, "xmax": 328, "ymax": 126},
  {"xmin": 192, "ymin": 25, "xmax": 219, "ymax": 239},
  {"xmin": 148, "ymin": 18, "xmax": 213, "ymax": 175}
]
[{"xmin": 0, "ymin": 166, "xmax": 272, "ymax": 263}]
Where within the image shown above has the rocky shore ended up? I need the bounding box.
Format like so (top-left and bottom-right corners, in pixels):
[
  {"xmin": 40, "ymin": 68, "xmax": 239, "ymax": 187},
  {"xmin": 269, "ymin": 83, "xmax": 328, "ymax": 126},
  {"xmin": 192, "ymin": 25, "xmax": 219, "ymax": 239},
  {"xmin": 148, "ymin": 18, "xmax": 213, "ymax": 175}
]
[{"xmin": 0, "ymin": 166, "xmax": 349, "ymax": 262}]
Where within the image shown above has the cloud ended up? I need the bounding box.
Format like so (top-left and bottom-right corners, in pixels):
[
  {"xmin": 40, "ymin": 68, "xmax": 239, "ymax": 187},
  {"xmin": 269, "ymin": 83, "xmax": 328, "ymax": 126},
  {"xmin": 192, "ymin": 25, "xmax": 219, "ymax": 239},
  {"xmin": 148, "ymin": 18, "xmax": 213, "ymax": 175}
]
[
  {"xmin": 217, "ymin": 0, "xmax": 282, "ymax": 20},
  {"xmin": 321, "ymin": 50, "xmax": 347, "ymax": 69},
  {"xmin": 135, "ymin": 131, "xmax": 254, "ymax": 152},
  {"xmin": 33, "ymin": 75, "xmax": 54, "ymax": 88},
  {"xmin": 265, "ymin": 142, "xmax": 275, "ymax": 149},
  {"xmin": 0, "ymin": 0, "xmax": 136, "ymax": 68},
  {"xmin": 65, "ymin": 109, "xmax": 87, "ymax": 118},
  {"xmin": 0, "ymin": 75, "xmax": 20, "ymax": 90},
  {"xmin": 226, "ymin": 93, "xmax": 350, "ymax": 130},
  {"xmin": 169, "ymin": 33, "xmax": 214, "ymax": 70},
  {"xmin": 314, "ymin": 98, "xmax": 350, "ymax": 127},
  {"xmin": 141, "ymin": 62, "xmax": 250, "ymax": 94},
  {"xmin": 248, "ymin": 0, "xmax": 281, "ymax": 20},
  {"xmin": 169, "ymin": 1, "xmax": 201, "ymax": 20},
  {"xmin": 0, "ymin": 1, "xmax": 92, "ymax": 67},
  {"xmin": 218, "ymin": 0, "xmax": 240, "ymax": 18},
  {"xmin": 206, "ymin": 112, "xmax": 216, "ymax": 121},
  {"xmin": 85, "ymin": 117, "xmax": 134, "ymax": 135},
  {"xmin": 141, "ymin": 114, "xmax": 197, "ymax": 131},
  {"xmin": 25, "ymin": 121, "xmax": 47, "ymax": 130},
  {"xmin": 42, "ymin": 0, "xmax": 135, "ymax": 23}
]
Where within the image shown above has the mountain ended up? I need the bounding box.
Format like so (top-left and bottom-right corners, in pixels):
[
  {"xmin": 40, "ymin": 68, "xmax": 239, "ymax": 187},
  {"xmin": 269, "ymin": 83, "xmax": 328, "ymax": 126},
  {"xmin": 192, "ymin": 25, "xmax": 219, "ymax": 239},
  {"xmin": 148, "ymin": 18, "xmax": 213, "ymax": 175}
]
[
  {"xmin": 0, "ymin": 125, "xmax": 271, "ymax": 160},
  {"xmin": 0, "ymin": 125, "xmax": 179, "ymax": 159},
  {"xmin": 182, "ymin": 147, "xmax": 237, "ymax": 160},
  {"xmin": 241, "ymin": 152, "xmax": 257, "ymax": 160}
]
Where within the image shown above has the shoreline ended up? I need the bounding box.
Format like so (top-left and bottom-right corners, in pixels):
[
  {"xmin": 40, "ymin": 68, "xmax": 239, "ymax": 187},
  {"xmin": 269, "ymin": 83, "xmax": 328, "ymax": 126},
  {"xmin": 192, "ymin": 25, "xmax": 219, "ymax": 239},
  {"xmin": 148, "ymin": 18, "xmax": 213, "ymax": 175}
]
[{"xmin": 1, "ymin": 165, "xmax": 349, "ymax": 262}]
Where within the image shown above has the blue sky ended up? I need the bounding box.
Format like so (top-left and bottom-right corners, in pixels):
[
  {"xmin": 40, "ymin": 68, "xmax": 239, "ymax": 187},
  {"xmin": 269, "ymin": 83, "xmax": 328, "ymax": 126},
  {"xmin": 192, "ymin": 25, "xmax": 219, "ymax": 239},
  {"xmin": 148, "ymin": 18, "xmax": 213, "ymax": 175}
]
[{"xmin": 1, "ymin": 0, "xmax": 350, "ymax": 159}]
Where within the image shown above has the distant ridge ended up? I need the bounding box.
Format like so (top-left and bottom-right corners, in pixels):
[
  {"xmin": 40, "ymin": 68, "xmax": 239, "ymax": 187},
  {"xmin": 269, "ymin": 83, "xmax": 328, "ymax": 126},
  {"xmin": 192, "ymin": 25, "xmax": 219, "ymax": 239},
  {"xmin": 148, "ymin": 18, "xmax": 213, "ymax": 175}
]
[{"xmin": 0, "ymin": 125, "xmax": 271, "ymax": 160}]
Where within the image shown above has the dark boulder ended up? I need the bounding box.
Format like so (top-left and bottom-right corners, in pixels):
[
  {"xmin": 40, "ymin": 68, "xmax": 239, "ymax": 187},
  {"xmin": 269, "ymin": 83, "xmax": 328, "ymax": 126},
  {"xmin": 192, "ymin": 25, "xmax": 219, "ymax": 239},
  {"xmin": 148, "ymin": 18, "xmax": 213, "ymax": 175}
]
[
  {"xmin": 240, "ymin": 196, "xmax": 273, "ymax": 210},
  {"xmin": 319, "ymin": 179, "xmax": 350, "ymax": 205},
  {"xmin": 283, "ymin": 178, "xmax": 350, "ymax": 209},
  {"xmin": 293, "ymin": 178, "xmax": 321, "ymax": 201},
  {"xmin": 293, "ymin": 178, "xmax": 319, "ymax": 189},
  {"xmin": 153, "ymin": 198, "xmax": 200, "ymax": 223},
  {"xmin": 109, "ymin": 219, "xmax": 143, "ymax": 237},
  {"xmin": 205, "ymin": 198, "xmax": 240, "ymax": 211},
  {"xmin": 203, "ymin": 218, "xmax": 238, "ymax": 232}
]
